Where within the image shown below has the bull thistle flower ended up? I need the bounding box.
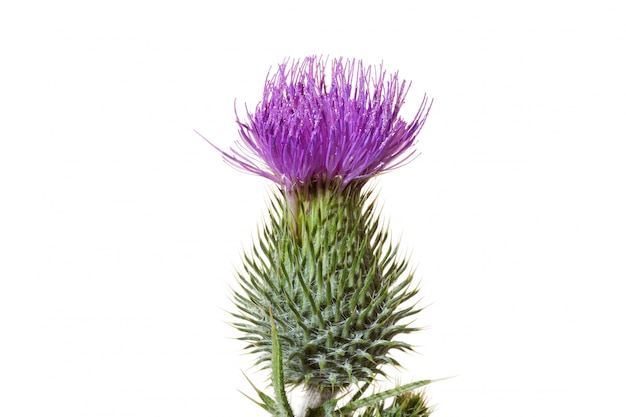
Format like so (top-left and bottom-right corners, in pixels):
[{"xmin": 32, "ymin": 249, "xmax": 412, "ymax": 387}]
[{"xmin": 201, "ymin": 56, "xmax": 435, "ymax": 417}]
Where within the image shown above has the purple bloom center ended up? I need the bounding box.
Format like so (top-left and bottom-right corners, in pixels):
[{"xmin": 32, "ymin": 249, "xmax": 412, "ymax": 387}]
[{"xmin": 209, "ymin": 56, "xmax": 431, "ymax": 190}]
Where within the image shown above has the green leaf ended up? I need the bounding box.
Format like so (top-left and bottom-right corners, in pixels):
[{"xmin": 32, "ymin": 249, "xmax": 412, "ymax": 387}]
[
  {"xmin": 270, "ymin": 309, "xmax": 295, "ymax": 417},
  {"xmin": 240, "ymin": 372, "xmax": 279, "ymax": 415},
  {"xmin": 338, "ymin": 380, "xmax": 436, "ymax": 415}
]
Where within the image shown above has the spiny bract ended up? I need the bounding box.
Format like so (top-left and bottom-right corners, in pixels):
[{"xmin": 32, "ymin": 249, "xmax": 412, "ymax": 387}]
[{"xmin": 232, "ymin": 183, "xmax": 422, "ymax": 392}]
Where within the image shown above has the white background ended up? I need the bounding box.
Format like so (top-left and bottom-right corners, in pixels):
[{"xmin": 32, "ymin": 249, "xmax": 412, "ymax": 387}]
[{"xmin": 1, "ymin": 1, "xmax": 625, "ymax": 416}]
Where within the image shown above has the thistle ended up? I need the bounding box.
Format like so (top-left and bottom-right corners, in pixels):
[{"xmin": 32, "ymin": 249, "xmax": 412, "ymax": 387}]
[{"xmin": 202, "ymin": 56, "xmax": 434, "ymax": 417}]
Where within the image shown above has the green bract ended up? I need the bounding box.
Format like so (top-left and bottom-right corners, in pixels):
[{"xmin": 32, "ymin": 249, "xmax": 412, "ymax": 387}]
[{"xmin": 233, "ymin": 182, "xmax": 422, "ymax": 394}]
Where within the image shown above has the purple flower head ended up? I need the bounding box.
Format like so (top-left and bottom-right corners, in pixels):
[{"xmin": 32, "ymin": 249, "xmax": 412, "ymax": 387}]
[{"xmin": 209, "ymin": 56, "xmax": 432, "ymax": 191}]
